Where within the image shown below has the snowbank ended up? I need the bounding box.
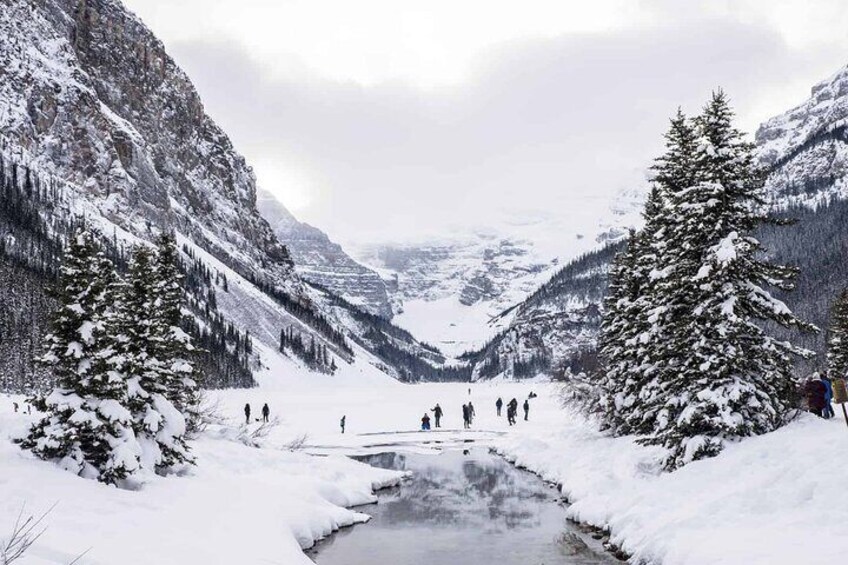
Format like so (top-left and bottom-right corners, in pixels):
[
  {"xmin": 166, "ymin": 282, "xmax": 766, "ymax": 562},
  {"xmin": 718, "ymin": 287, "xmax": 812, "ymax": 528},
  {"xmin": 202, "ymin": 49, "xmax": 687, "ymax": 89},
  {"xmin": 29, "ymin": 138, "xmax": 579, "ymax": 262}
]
[
  {"xmin": 0, "ymin": 396, "xmax": 405, "ymax": 565},
  {"xmin": 497, "ymin": 405, "xmax": 848, "ymax": 565}
]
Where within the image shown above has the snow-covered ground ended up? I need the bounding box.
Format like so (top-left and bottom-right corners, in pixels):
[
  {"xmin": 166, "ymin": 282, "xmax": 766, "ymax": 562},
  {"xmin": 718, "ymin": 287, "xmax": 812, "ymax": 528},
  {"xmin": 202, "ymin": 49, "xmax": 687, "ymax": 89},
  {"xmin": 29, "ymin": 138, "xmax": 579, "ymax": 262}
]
[
  {"xmin": 497, "ymin": 401, "xmax": 848, "ymax": 565},
  {"xmin": 2, "ymin": 374, "xmax": 844, "ymax": 564}
]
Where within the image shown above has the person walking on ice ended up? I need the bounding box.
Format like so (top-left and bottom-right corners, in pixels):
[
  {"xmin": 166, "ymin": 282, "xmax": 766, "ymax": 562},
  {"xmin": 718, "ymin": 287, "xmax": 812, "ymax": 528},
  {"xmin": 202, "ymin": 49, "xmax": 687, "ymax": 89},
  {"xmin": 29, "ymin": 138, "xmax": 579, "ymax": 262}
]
[
  {"xmin": 523, "ymin": 399, "xmax": 530, "ymax": 421},
  {"xmin": 431, "ymin": 403, "xmax": 443, "ymax": 428},
  {"xmin": 496, "ymin": 397, "xmax": 503, "ymax": 416},
  {"xmin": 262, "ymin": 403, "xmax": 270, "ymax": 423},
  {"xmin": 340, "ymin": 415, "xmax": 346, "ymax": 434},
  {"xmin": 462, "ymin": 404, "xmax": 470, "ymax": 429},
  {"xmin": 468, "ymin": 401, "xmax": 475, "ymax": 424},
  {"xmin": 244, "ymin": 403, "xmax": 251, "ymax": 424}
]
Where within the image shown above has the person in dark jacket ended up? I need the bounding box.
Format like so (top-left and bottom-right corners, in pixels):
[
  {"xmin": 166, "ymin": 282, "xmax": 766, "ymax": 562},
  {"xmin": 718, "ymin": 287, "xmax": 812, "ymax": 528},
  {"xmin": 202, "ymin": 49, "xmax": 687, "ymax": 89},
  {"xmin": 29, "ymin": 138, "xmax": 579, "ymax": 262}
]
[
  {"xmin": 421, "ymin": 413, "xmax": 431, "ymax": 431},
  {"xmin": 244, "ymin": 403, "xmax": 251, "ymax": 424},
  {"xmin": 821, "ymin": 373, "xmax": 835, "ymax": 419},
  {"xmin": 462, "ymin": 404, "xmax": 470, "ymax": 429},
  {"xmin": 804, "ymin": 377, "xmax": 828, "ymax": 417},
  {"xmin": 431, "ymin": 404, "xmax": 443, "ymax": 428},
  {"xmin": 468, "ymin": 402, "xmax": 475, "ymax": 424},
  {"xmin": 496, "ymin": 397, "xmax": 503, "ymax": 416},
  {"xmin": 340, "ymin": 415, "xmax": 346, "ymax": 434},
  {"xmin": 262, "ymin": 403, "xmax": 270, "ymax": 423},
  {"xmin": 507, "ymin": 398, "xmax": 518, "ymax": 425},
  {"xmin": 523, "ymin": 399, "xmax": 530, "ymax": 421}
]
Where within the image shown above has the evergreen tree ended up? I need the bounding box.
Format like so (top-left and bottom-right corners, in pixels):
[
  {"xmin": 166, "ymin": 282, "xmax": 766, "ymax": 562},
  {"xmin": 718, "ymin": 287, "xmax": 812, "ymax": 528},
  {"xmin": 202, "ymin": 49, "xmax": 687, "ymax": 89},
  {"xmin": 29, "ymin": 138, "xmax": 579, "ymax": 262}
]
[
  {"xmin": 827, "ymin": 287, "xmax": 848, "ymax": 378},
  {"xmin": 599, "ymin": 112, "xmax": 698, "ymax": 435},
  {"xmin": 152, "ymin": 233, "xmax": 201, "ymax": 440},
  {"xmin": 117, "ymin": 245, "xmax": 191, "ymax": 472},
  {"xmin": 598, "ymin": 228, "xmax": 645, "ymax": 432},
  {"xmin": 18, "ymin": 228, "xmax": 141, "ymax": 484},
  {"xmin": 643, "ymin": 92, "xmax": 814, "ymax": 468}
]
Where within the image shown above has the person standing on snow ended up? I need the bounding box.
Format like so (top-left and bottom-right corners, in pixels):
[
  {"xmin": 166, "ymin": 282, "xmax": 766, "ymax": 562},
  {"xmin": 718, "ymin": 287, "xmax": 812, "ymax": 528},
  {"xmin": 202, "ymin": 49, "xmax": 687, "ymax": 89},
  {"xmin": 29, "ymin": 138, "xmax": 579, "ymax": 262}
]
[
  {"xmin": 462, "ymin": 404, "xmax": 470, "ymax": 429},
  {"xmin": 340, "ymin": 415, "xmax": 346, "ymax": 434},
  {"xmin": 523, "ymin": 399, "xmax": 530, "ymax": 421},
  {"xmin": 431, "ymin": 403, "xmax": 443, "ymax": 428},
  {"xmin": 821, "ymin": 373, "xmax": 835, "ymax": 419},
  {"xmin": 496, "ymin": 397, "xmax": 503, "ymax": 416},
  {"xmin": 244, "ymin": 403, "xmax": 251, "ymax": 424},
  {"xmin": 804, "ymin": 376, "xmax": 827, "ymax": 417},
  {"xmin": 507, "ymin": 398, "xmax": 518, "ymax": 425},
  {"xmin": 262, "ymin": 403, "xmax": 270, "ymax": 423},
  {"xmin": 468, "ymin": 402, "xmax": 475, "ymax": 424},
  {"xmin": 421, "ymin": 413, "xmax": 431, "ymax": 431}
]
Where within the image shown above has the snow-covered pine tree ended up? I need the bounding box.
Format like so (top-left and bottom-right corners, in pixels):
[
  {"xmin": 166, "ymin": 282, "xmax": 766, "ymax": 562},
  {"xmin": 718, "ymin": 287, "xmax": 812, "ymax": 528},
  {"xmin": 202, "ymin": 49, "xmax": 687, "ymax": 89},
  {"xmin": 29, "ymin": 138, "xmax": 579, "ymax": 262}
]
[
  {"xmin": 152, "ymin": 232, "xmax": 201, "ymax": 440},
  {"xmin": 827, "ymin": 288, "xmax": 848, "ymax": 379},
  {"xmin": 117, "ymin": 244, "xmax": 192, "ymax": 472},
  {"xmin": 599, "ymin": 111, "xmax": 698, "ymax": 435},
  {"xmin": 628, "ymin": 112, "xmax": 701, "ymax": 435},
  {"xmin": 18, "ymin": 228, "xmax": 141, "ymax": 484},
  {"xmin": 644, "ymin": 91, "xmax": 815, "ymax": 469},
  {"xmin": 598, "ymin": 227, "xmax": 649, "ymax": 432}
]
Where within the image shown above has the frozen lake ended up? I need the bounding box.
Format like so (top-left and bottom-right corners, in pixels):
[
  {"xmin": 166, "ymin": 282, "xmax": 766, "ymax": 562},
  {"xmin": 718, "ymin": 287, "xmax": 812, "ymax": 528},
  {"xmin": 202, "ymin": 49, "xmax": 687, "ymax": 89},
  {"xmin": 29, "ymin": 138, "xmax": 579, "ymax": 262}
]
[{"xmin": 310, "ymin": 448, "xmax": 615, "ymax": 565}]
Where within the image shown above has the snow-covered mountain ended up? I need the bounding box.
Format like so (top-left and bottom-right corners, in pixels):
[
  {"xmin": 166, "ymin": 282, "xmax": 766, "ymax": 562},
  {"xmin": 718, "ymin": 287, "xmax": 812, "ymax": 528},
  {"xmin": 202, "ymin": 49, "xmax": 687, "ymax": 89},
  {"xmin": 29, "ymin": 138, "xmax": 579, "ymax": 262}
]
[
  {"xmin": 0, "ymin": 0, "xmax": 295, "ymax": 290},
  {"xmin": 256, "ymin": 191, "xmax": 393, "ymax": 319},
  {"xmin": 757, "ymin": 64, "xmax": 848, "ymax": 206},
  {"xmin": 0, "ymin": 0, "xmax": 456, "ymax": 386},
  {"xmin": 353, "ymin": 192, "xmax": 644, "ymax": 356}
]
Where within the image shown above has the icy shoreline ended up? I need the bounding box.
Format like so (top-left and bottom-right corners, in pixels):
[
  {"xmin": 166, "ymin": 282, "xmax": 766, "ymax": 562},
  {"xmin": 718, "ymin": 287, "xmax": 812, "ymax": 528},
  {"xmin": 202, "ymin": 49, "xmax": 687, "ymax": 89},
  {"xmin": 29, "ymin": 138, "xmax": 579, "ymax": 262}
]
[
  {"xmin": 0, "ymin": 396, "xmax": 407, "ymax": 565},
  {"xmin": 495, "ymin": 408, "xmax": 848, "ymax": 565}
]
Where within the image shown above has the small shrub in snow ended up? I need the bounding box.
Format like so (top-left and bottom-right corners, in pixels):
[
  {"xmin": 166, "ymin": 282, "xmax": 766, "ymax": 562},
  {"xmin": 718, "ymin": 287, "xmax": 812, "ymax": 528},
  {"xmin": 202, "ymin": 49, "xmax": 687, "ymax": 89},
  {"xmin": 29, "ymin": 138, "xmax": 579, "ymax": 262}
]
[{"xmin": 1, "ymin": 504, "xmax": 53, "ymax": 565}]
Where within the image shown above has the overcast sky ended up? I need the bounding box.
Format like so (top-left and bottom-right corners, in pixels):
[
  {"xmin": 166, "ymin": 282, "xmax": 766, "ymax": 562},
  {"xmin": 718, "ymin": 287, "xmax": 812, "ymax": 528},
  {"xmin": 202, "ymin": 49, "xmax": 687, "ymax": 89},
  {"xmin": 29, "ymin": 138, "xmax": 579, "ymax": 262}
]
[{"xmin": 124, "ymin": 0, "xmax": 848, "ymax": 248}]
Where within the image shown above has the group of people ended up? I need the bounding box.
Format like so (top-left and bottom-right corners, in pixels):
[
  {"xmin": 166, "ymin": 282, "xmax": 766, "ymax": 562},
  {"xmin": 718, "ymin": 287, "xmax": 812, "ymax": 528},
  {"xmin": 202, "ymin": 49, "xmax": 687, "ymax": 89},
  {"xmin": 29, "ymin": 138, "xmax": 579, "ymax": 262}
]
[
  {"xmin": 461, "ymin": 402, "xmax": 476, "ymax": 429},
  {"xmin": 417, "ymin": 393, "xmax": 535, "ymax": 431},
  {"xmin": 497, "ymin": 397, "xmax": 529, "ymax": 425},
  {"xmin": 243, "ymin": 402, "xmax": 271, "ymax": 424},
  {"xmin": 804, "ymin": 372, "xmax": 837, "ymax": 418}
]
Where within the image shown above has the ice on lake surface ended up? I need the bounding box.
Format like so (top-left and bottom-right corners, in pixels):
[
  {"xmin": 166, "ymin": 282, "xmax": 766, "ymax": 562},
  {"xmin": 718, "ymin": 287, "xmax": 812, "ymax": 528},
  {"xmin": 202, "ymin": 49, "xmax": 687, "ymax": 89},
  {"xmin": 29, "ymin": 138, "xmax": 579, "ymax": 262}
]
[{"xmin": 310, "ymin": 448, "xmax": 614, "ymax": 564}]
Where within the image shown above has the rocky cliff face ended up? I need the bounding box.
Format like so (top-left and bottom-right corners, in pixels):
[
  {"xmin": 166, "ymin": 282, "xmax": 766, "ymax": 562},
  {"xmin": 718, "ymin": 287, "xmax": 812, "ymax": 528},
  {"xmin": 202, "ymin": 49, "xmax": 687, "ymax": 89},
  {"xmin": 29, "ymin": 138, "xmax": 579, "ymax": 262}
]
[
  {"xmin": 1, "ymin": 0, "xmax": 294, "ymax": 289},
  {"xmin": 257, "ymin": 191, "xmax": 393, "ymax": 318},
  {"xmin": 756, "ymin": 64, "xmax": 848, "ymax": 206}
]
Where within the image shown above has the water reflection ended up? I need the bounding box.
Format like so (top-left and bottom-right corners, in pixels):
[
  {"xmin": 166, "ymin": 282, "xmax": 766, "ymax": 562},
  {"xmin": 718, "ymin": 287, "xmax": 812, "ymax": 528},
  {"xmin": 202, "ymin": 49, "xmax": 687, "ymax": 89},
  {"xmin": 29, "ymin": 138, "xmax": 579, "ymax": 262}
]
[{"xmin": 311, "ymin": 449, "xmax": 614, "ymax": 565}]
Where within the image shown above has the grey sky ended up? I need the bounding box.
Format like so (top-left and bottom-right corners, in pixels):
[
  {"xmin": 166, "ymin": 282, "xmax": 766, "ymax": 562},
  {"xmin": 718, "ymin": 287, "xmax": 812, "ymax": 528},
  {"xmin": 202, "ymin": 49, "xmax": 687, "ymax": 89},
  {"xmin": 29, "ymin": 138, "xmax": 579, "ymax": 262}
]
[{"xmin": 124, "ymin": 0, "xmax": 848, "ymax": 248}]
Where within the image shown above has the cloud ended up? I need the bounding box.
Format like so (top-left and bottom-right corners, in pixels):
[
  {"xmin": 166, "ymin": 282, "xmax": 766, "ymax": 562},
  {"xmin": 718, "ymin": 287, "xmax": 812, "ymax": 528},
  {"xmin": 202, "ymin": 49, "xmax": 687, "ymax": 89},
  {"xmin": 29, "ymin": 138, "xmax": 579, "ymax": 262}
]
[{"xmin": 156, "ymin": 8, "xmax": 847, "ymax": 248}]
